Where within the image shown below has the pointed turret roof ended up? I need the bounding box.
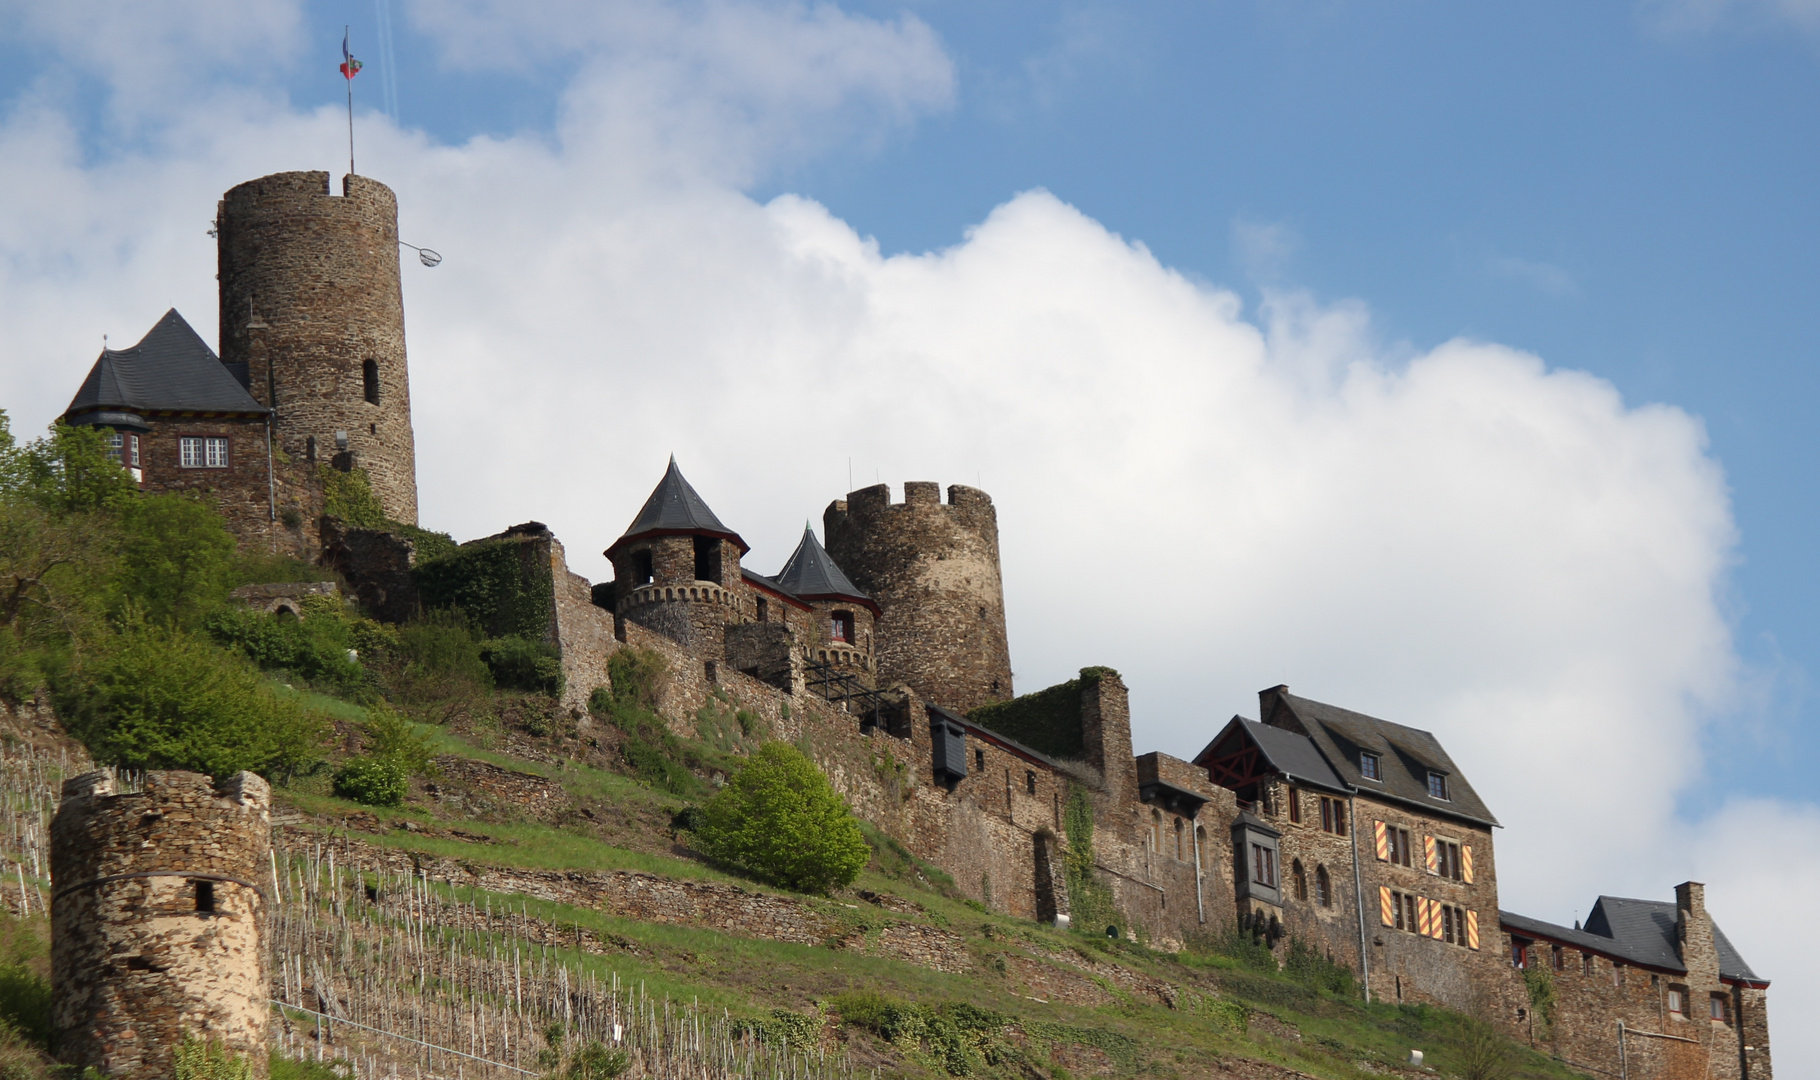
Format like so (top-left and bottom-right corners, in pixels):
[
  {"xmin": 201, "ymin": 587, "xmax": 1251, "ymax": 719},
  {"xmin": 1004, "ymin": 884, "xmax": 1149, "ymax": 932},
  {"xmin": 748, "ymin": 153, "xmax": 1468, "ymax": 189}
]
[
  {"xmin": 606, "ymin": 458, "xmax": 747, "ymax": 557},
  {"xmin": 62, "ymin": 309, "xmax": 267, "ymax": 429},
  {"xmin": 774, "ymin": 526, "xmax": 877, "ymax": 614}
]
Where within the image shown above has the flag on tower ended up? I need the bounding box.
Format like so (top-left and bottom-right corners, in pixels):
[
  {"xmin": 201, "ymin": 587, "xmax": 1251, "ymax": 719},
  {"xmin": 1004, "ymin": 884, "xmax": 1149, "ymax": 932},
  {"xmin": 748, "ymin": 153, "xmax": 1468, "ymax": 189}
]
[{"xmin": 340, "ymin": 30, "xmax": 363, "ymax": 79}]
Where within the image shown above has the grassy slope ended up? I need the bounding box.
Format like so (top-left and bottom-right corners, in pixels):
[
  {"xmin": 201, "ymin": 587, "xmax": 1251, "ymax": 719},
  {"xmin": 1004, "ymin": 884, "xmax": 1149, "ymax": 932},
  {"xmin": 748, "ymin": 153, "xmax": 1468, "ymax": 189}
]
[{"xmin": 277, "ymin": 701, "xmax": 1586, "ymax": 1080}]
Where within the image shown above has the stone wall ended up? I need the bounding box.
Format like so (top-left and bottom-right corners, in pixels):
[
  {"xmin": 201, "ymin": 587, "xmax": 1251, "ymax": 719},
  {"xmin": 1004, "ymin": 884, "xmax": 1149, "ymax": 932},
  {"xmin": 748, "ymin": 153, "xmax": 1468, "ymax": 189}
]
[
  {"xmin": 135, "ymin": 416, "xmax": 322, "ymax": 557},
  {"xmin": 824, "ymin": 483, "xmax": 1013, "ymax": 714},
  {"xmin": 319, "ymin": 517, "xmax": 419, "ymax": 624},
  {"xmin": 51, "ymin": 771, "xmax": 271, "ymax": 1080},
  {"xmin": 428, "ymin": 756, "xmax": 571, "ymax": 821},
  {"xmin": 217, "ymin": 171, "xmax": 418, "ymax": 525}
]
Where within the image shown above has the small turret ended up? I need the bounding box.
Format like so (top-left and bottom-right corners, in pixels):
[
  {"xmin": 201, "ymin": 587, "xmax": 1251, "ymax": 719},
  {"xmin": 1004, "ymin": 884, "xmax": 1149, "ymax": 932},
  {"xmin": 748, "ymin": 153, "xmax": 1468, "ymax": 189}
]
[
  {"xmin": 606, "ymin": 458, "xmax": 747, "ymax": 651},
  {"xmin": 774, "ymin": 526, "xmax": 879, "ymax": 681}
]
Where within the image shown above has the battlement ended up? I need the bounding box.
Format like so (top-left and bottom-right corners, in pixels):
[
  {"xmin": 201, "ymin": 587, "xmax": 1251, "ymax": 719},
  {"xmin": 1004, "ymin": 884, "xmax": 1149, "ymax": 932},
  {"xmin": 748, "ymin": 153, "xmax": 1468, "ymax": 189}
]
[
  {"xmin": 218, "ymin": 170, "xmax": 399, "ymax": 223},
  {"xmin": 833, "ymin": 482, "xmax": 994, "ymax": 518}
]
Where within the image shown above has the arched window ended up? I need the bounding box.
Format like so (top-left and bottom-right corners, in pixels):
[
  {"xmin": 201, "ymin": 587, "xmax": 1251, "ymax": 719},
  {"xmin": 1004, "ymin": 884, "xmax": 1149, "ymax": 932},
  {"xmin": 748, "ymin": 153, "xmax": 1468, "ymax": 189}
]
[
  {"xmin": 1292, "ymin": 859, "xmax": 1307, "ymax": 901},
  {"xmin": 363, "ymin": 359, "xmax": 381, "ymax": 405},
  {"xmin": 1174, "ymin": 818, "xmax": 1185, "ymax": 860},
  {"xmin": 1315, "ymin": 865, "xmax": 1331, "ymax": 907},
  {"xmin": 1195, "ymin": 825, "xmax": 1206, "ymax": 868},
  {"xmin": 1151, "ymin": 809, "xmax": 1163, "ymax": 852}
]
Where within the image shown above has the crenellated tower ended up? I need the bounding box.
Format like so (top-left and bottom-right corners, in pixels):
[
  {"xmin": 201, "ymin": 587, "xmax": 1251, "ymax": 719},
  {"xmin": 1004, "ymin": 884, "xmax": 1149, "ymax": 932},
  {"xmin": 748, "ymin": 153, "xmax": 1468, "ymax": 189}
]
[
  {"xmin": 50, "ymin": 770, "xmax": 272, "ymax": 1080},
  {"xmin": 216, "ymin": 170, "xmax": 419, "ymax": 524},
  {"xmin": 823, "ymin": 482, "xmax": 1012, "ymax": 713}
]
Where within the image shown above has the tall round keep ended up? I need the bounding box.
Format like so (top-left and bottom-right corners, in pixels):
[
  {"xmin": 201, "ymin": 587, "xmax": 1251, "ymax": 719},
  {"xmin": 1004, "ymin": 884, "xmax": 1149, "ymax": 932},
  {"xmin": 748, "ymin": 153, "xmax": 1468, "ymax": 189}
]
[
  {"xmin": 51, "ymin": 770, "xmax": 272, "ymax": 1080},
  {"xmin": 217, "ymin": 170, "xmax": 419, "ymax": 525},
  {"xmin": 823, "ymin": 482, "xmax": 1013, "ymax": 713}
]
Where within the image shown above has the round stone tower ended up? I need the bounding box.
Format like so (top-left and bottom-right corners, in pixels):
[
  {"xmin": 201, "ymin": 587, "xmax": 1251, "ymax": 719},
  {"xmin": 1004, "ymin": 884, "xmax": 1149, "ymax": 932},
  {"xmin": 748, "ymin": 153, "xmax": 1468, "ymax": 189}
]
[
  {"xmin": 823, "ymin": 482, "xmax": 1012, "ymax": 713},
  {"xmin": 51, "ymin": 770, "xmax": 272, "ymax": 1080},
  {"xmin": 217, "ymin": 170, "xmax": 419, "ymax": 525}
]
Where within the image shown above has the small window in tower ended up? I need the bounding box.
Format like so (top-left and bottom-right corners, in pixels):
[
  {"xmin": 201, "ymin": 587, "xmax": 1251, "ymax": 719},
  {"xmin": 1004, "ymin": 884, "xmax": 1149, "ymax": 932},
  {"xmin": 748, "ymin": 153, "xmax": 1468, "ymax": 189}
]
[
  {"xmin": 1026, "ymin": 770, "xmax": 1037, "ymax": 795},
  {"xmin": 693, "ymin": 536, "xmax": 720, "ymax": 582},
  {"xmin": 1710, "ymin": 993, "xmax": 1730, "ymax": 1023},
  {"xmin": 632, "ymin": 550, "xmax": 654, "ymax": 586},
  {"xmin": 306, "ymin": 435, "xmax": 317, "ymax": 462},
  {"xmin": 756, "ymin": 596, "xmax": 769, "ymax": 623},
  {"xmin": 831, "ymin": 611, "xmax": 854, "ymax": 643},
  {"xmin": 975, "ymin": 748, "xmax": 985, "ymax": 771},
  {"xmin": 363, "ymin": 359, "xmax": 381, "ymax": 405},
  {"xmin": 194, "ymin": 879, "xmax": 216, "ymax": 913}
]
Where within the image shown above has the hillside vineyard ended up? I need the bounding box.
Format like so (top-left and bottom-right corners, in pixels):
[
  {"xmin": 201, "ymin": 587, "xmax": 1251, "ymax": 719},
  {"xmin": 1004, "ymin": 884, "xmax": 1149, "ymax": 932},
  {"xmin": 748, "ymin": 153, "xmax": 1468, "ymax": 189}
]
[{"xmin": 53, "ymin": 171, "xmax": 1773, "ymax": 1080}]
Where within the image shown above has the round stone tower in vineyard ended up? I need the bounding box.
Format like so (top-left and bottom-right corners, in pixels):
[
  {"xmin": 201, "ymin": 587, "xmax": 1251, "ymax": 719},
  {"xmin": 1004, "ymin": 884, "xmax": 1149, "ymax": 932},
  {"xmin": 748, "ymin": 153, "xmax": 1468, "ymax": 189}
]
[
  {"xmin": 217, "ymin": 171, "xmax": 419, "ymax": 524},
  {"xmin": 50, "ymin": 770, "xmax": 272, "ymax": 1080},
  {"xmin": 823, "ymin": 482, "xmax": 1012, "ymax": 713}
]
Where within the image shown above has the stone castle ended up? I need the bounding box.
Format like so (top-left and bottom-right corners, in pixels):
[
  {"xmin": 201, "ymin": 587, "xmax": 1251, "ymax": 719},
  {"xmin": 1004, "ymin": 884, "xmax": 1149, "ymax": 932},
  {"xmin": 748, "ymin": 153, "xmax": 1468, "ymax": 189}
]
[{"xmin": 49, "ymin": 171, "xmax": 1773, "ymax": 1080}]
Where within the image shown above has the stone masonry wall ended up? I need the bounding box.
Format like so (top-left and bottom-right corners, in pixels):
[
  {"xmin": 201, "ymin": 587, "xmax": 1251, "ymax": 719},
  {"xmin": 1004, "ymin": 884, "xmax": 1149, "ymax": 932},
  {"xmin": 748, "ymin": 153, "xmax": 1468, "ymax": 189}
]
[
  {"xmin": 51, "ymin": 770, "xmax": 272, "ymax": 1080},
  {"xmin": 135, "ymin": 416, "xmax": 323, "ymax": 557},
  {"xmin": 824, "ymin": 483, "xmax": 1012, "ymax": 714},
  {"xmin": 217, "ymin": 171, "xmax": 418, "ymax": 525}
]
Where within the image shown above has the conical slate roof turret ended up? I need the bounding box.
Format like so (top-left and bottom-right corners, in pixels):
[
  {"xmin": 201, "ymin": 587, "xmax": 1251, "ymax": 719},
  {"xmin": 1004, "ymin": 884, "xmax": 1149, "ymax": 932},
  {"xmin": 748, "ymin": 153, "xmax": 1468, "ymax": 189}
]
[
  {"xmin": 607, "ymin": 457, "xmax": 747, "ymax": 557},
  {"xmin": 61, "ymin": 309, "xmax": 267, "ymax": 430},
  {"xmin": 775, "ymin": 526, "xmax": 878, "ymax": 614}
]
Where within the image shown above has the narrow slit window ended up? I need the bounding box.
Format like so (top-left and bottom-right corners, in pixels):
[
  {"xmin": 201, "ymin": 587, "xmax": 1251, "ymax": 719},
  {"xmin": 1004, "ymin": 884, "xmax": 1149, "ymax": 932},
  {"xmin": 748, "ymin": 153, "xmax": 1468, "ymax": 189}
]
[
  {"xmin": 194, "ymin": 880, "xmax": 216, "ymax": 913},
  {"xmin": 363, "ymin": 359, "xmax": 381, "ymax": 405},
  {"xmin": 1026, "ymin": 770, "xmax": 1037, "ymax": 796},
  {"xmin": 755, "ymin": 596, "xmax": 769, "ymax": 623}
]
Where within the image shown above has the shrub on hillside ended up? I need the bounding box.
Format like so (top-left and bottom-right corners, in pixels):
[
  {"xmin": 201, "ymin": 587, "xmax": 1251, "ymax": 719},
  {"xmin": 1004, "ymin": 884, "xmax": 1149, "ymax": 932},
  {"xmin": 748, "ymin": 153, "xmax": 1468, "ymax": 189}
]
[
  {"xmin": 332, "ymin": 756, "xmax": 410, "ymax": 807},
  {"xmin": 482, "ymin": 636, "xmax": 564, "ymax": 696},
  {"xmin": 205, "ymin": 606, "xmax": 365, "ymax": 695},
  {"xmin": 115, "ymin": 495, "xmax": 239, "ymax": 628},
  {"xmin": 57, "ymin": 622, "xmax": 330, "ymax": 780},
  {"xmin": 395, "ymin": 610, "xmax": 493, "ymax": 702},
  {"xmin": 690, "ymin": 743, "xmax": 868, "ymax": 894},
  {"xmin": 361, "ymin": 703, "xmax": 439, "ymax": 777}
]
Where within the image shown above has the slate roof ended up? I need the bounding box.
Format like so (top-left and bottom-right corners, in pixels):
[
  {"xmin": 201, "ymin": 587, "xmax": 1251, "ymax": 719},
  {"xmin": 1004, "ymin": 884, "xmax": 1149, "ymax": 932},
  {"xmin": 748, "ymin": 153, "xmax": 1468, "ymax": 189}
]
[
  {"xmin": 1193, "ymin": 716, "xmax": 1348, "ymax": 794},
  {"xmin": 61, "ymin": 309, "xmax": 268, "ymax": 425},
  {"xmin": 1503, "ymin": 898, "xmax": 1764, "ymax": 985},
  {"xmin": 774, "ymin": 527, "xmax": 876, "ymax": 612},
  {"xmin": 607, "ymin": 458, "xmax": 747, "ymax": 556},
  {"xmin": 1261, "ymin": 688, "xmax": 1498, "ymax": 827}
]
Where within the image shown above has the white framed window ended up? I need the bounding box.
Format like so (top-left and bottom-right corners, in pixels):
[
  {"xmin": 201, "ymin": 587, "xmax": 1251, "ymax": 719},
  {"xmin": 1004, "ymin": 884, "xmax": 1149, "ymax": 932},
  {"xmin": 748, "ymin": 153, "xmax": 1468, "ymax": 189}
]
[{"xmin": 180, "ymin": 436, "xmax": 229, "ymax": 469}]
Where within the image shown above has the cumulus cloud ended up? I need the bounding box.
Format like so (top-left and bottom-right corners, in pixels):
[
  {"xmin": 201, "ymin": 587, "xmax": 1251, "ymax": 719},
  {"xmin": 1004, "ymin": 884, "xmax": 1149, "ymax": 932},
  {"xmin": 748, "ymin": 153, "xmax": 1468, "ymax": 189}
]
[{"xmin": 0, "ymin": 1, "xmax": 1813, "ymax": 1071}]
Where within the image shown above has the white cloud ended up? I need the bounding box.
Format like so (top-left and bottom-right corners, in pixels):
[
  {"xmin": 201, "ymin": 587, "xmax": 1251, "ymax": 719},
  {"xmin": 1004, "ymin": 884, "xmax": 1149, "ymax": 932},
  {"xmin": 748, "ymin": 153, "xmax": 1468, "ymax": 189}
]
[
  {"xmin": 0, "ymin": 2, "xmax": 1814, "ymax": 1072},
  {"xmin": 1232, "ymin": 216, "xmax": 1301, "ymax": 282}
]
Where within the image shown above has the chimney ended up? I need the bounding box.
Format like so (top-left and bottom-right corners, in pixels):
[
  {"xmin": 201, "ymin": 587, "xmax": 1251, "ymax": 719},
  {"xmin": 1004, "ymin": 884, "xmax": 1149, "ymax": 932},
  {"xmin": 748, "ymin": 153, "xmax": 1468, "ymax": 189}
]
[{"xmin": 1674, "ymin": 881, "xmax": 1718, "ymax": 979}]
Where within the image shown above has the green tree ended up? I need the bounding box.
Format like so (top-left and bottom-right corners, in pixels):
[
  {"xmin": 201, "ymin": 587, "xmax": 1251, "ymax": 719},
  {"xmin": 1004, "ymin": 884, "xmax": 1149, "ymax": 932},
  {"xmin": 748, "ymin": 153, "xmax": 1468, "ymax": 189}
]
[
  {"xmin": 691, "ymin": 742, "xmax": 869, "ymax": 894},
  {"xmin": 57, "ymin": 621, "xmax": 329, "ymax": 780},
  {"xmin": 5, "ymin": 420, "xmax": 138, "ymax": 513},
  {"xmin": 115, "ymin": 495, "xmax": 237, "ymax": 627}
]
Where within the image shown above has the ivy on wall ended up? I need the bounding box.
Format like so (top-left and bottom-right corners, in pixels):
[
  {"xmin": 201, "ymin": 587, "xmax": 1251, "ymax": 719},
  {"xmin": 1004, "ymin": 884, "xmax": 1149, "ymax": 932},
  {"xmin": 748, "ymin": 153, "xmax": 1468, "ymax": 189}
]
[
  {"xmin": 1061, "ymin": 782, "xmax": 1118, "ymax": 937},
  {"xmin": 966, "ymin": 667, "xmax": 1117, "ymax": 760},
  {"xmin": 413, "ymin": 538, "xmax": 554, "ymax": 642}
]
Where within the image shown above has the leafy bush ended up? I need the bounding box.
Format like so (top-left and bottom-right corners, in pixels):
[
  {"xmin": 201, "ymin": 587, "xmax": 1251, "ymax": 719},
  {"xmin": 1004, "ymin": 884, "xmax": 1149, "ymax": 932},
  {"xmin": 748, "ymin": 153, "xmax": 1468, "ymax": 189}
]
[
  {"xmin": 361, "ymin": 703, "xmax": 439, "ymax": 777},
  {"xmin": 482, "ymin": 635, "xmax": 565, "ymax": 695},
  {"xmin": 0, "ymin": 966, "xmax": 49, "ymax": 1052},
  {"xmin": 228, "ymin": 551, "xmax": 336, "ymax": 587},
  {"xmin": 690, "ymin": 743, "xmax": 869, "ymax": 894},
  {"xmin": 399, "ymin": 610, "xmax": 492, "ymax": 683},
  {"xmin": 1282, "ymin": 935, "xmax": 1355, "ymax": 996},
  {"xmin": 205, "ymin": 607, "xmax": 363, "ymax": 692},
  {"xmin": 115, "ymin": 495, "xmax": 239, "ymax": 628},
  {"xmin": 320, "ymin": 466, "xmax": 386, "ymax": 529},
  {"xmin": 172, "ymin": 1036, "xmax": 254, "ymax": 1080},
  {"xmin": 333, "ymin": 756, "xmax": 410, "ymax": 807},
  {"xmin": 57, "ymin": 622, "xmax": 329, "ymax": 780},
  {"xmin": 605, "ymin": 648, "xmax": 665, "ymax": 711}
]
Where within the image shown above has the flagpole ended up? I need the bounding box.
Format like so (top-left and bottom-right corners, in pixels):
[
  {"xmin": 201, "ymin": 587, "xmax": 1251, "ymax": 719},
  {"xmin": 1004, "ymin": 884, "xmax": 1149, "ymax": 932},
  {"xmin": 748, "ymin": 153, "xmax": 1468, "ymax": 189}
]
[{"xmin": 345, "ymin": 25, "xmax": 356, "ymax": 176}]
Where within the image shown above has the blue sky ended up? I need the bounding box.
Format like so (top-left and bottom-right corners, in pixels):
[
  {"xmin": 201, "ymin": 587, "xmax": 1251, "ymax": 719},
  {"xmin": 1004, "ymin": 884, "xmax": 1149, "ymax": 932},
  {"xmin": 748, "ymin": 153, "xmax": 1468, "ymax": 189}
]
[{"xmin": 2, "ymin": 0, "xmax": 1817, "ymax": 1065}]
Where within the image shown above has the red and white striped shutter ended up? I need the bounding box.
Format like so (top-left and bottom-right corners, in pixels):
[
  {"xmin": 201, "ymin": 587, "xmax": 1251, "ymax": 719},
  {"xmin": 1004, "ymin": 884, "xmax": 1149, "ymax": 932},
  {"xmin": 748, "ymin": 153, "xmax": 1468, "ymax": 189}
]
[
  {"xmin": 1462, "ymin": 845, "xmax": 1475, "ymax": 884},
  {"xmin": 1379, "ymin": 886, "xmax": 1395, "ymax": 927},
  {"xmin": 1424, "ymin": 835, "xmax": 1438, "ymax": 874},
  {"xmin": 1466, "ymin": 910, "xmax": 1480, "ymax": 949},
  {"xmin": 1374, "ymin": 821, "xmax": 1389, "ymax": 861}
]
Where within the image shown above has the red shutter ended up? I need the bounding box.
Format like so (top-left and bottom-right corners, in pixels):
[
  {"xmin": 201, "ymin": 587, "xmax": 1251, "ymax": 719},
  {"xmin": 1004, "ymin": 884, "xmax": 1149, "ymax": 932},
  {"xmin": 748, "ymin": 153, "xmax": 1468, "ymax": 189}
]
[
  {"xmin": 1374, "ymin": 821, "xmax": 1389, "ymax": 861},
  {"xmin": 1462, "ymin": 844, "xmax": 1475, "ymax": 884}
]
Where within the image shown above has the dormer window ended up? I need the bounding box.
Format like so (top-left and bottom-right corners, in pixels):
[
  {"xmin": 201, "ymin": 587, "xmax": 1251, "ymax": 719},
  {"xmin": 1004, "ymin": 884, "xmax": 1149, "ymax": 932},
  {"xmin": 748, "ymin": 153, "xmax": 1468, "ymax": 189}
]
[
  {"xmin": 1428, "ymin": 772, "xmax": 1450, "ymax": 800},
  {"xmin": 1359, "ymin": 752, "xmax": 1381, "ymax": 781}
]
